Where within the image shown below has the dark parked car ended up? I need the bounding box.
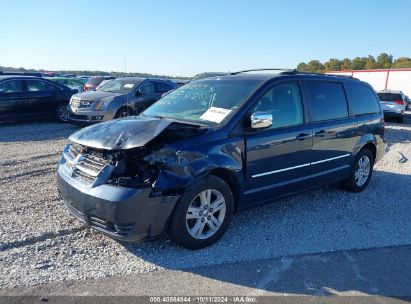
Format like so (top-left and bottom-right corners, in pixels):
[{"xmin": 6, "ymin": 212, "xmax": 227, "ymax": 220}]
[
  {"xmin": 0, "ymin": 75, "xmax": 76, "ymax": 122},
  {"xmin": 83, "ymin": 76, "xmax": 115, "ymax": 92},
  {"xmin": 68, "ymin": 77, "xmax": 177, "ymax": 124},
  {"xmin": 57, "ymin": 71, "xmax": 385, "ymax": 249}
]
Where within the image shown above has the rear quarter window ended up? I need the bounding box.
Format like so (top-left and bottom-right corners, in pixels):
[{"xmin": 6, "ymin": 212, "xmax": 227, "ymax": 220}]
[
  {"xmin": 26, "ymin": 80, "xmax": 47, "ymax": 92},
  {"xmin": 46, "ymin": 82, "xmax": 61, "ymax": 91},
  {"xmin": 345, "ymin": 82, "xmax": 381, "ymax": 116},
  {"xmin": 305, "ymin": 81, "xmax": 348, "ymax": 122}
]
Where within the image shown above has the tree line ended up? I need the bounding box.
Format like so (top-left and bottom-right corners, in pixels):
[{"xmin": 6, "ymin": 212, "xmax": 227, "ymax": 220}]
[
  {"xmin": 0, "ymin": 65, "xmax": 188, "ymax": 79},
  {"xmin": 297, "ymin": 53, "xmax": 411, "ymax": 73}
]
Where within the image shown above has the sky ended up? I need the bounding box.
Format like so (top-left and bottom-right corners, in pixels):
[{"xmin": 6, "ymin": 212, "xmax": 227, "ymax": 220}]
[{"xmin": 1, "ymin": 0, "xmax": 411, "ymax": 77}]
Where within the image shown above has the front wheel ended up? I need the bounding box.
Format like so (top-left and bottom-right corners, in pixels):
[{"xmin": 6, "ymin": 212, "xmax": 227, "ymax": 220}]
[
  {"xmin": 341, "ymin": 148, "xmax": 374, "ymax": 192},
  {"xmin": 55, "ymin": 104, "xmax": 69, "ymax": 123},
  {"xmin": 170, "ymin": 175, "xmax": 234, "ymax": 250}
]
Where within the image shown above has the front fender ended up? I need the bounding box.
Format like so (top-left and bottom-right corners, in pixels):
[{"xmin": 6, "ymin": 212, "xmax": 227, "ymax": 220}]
[{"xmin": 146, "ymin": 140, "xmax": 244, "ymax": 192}]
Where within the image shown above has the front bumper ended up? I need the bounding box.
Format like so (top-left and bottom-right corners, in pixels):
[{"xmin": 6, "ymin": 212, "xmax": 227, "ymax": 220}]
[
  {"xmin": 57, "ymin": 157, "xmax": 180, "ymax": 242},
  {"xmin": 68, "ymin": 108, "xmax": 116, "ymax": 124}
]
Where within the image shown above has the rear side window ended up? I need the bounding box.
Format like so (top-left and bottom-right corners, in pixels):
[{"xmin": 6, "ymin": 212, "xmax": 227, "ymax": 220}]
[
  {"xmin": 345, "ymin": 83, "xmax": 381, "ymax": 116},
  {"xmin": 377, "ymin": 93, "xmax": 403, "ymax": 101},
  {"xmin": 154, "ymin": 82, "xmax": 173, "ymax": 93},
  {"xmin": 0, "ymin": 80, "xmax": 23, "ymax": 93},
  {"xmin": 27, "ymin": 80, "xmax": 47, "ymax": 92},
  {"xmin": 305, "ymin": 82, "xmax": 348, "ymax": 122},
  {"xmin": 139, "ymin": 82, "xmax": 155, "ymax": 95}
]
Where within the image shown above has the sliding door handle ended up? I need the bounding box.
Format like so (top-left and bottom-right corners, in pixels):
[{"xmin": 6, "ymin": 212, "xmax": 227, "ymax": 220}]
[
  {"xmin": 315, "ymin": 130, "xmax": 326, "ymax": 137},
  {"xmin": 296, "ymin": 133, "xmax": 311, "ymax": 140}
]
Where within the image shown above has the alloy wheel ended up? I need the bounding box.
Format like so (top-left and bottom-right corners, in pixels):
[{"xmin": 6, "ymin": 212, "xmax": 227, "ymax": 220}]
[
  {"xmin": 185, "ymin": 189, "xmax": 226, "ymax": 240},
  {"xmin": 355, "ymin": 155, "xmax": 370, "ymax": 187},
  {"xmin": 57, "ymin": 106, "xmax": 69, "ymax": 122},
  {"xmin": 119, "ymin": 111, "xmax": 130, "ymax": 118}
]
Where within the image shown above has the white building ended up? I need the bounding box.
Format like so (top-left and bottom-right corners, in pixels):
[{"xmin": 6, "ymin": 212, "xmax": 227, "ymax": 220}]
[{"xmin": 327, "ymin": 68, "xmax": 411, "ymax": 96}]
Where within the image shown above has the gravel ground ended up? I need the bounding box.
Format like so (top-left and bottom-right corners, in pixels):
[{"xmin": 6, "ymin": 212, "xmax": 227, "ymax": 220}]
[{"xmin": 0, "ymin": 117, "xmax": 410, "ymax": 289}]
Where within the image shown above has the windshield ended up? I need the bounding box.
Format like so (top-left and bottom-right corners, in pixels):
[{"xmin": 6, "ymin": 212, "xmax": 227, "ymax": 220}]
[
  {"xmin": 98, "ymin": 78, "xmax": 141, "ymax": 94},
  {"xmin": 143, "ymin": 79, "xmax": 260, "ymax": 125}
]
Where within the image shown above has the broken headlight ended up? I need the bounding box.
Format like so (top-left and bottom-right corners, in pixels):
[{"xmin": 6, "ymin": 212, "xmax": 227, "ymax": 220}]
[{"xmin": 108, "ymin": 159, "xmax": 159, "ymax": 189}]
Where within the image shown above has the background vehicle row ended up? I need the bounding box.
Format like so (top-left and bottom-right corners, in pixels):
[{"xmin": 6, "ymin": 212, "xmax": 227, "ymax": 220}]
[
  {"xmin": 0, "ymin": 75, "xmax": 76, "ymax": 122},
  {"xmin": 68, "ymin": 77, "xmax": 177, "ymax": 124}
]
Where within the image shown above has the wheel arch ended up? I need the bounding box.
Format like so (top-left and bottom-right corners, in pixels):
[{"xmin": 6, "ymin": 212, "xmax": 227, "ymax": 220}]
[
  {"xmin": 353, "ymin": 134, "xmax": 377, "ymax": 161},
  {"xmin": 208, "ymin": 168, "xmax": 240, "ymax": 213},
  {"xmin": 115, "ymin": 105, "xmax": 134, "ymax": 117}
]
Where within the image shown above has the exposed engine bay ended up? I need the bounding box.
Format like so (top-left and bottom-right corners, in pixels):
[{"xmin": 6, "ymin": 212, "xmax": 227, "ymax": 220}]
[{"xmin": 69, "ymin": 120, "xmax": 207, "ymax": 191}]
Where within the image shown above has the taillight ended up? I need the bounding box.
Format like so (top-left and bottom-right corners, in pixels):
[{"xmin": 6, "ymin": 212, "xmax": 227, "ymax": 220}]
[{"xmin": 394, "ymin": 99, "xmax": 404, "ymax": 105}]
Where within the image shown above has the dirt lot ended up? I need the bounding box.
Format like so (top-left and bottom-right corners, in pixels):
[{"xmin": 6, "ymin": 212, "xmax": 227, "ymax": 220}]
[{"xmin": 0, "ymin": 117, "xmax": 410, "ymax": 292}]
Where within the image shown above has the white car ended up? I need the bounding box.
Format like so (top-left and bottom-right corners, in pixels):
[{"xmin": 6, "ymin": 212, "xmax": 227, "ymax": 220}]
[{"xmin": 377, "ymin": 90, "xmax": 407, "ymax": 123}]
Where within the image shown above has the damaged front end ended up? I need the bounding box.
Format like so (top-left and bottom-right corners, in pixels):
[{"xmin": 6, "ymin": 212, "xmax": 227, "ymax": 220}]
[
  {"xmin": 106, "ymin": 121, "xmax": 208, "ymax": 193},
  {"xmin": 66, "ymin": 116, "xmax": 208, "ymax": 192},
  {"xmin": 57, "ymin": 116, "xmax": 208, "ymax": 241}
]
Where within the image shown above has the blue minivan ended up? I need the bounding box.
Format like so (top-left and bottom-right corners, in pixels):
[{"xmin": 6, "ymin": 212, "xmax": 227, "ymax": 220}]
[{"xmin": 57, "ymin": 70, "xmax": 385, "ymax": 249}]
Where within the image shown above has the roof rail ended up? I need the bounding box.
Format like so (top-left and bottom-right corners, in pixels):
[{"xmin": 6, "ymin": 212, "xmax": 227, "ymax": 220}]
[
  {"xmin": 326, "ymin": 73, "xmax": 357, "ymax": 79},
  {"xmin": 230, "ymin": 68, "xmax": 296, "ymax": 75},
  {"xmin": 285, "ymin": 70, "xmax": 358, "ymax": 80},
  {"xmin": 229, "ymin": 69, "xmax": 358, "ymax": 80}
]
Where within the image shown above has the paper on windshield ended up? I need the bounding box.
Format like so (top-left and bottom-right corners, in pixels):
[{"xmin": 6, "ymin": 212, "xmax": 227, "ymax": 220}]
[
  {"xmin": 200, "ymin": 107, "xmax": 232, "ymax": 123},
  {"xmin": 124, "ymin": 84, "xmax": 134, "ymax": 88}
]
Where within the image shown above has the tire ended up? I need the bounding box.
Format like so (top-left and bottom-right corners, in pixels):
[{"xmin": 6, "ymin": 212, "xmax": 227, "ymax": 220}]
[
  {"xmin": 115, "ymin": 107, "xmax": 134, "ymax": 119},
  {"xmin": 55, "ymin": 104, "xmax": 69, "ymax": 123},
  {"xmin": 170, "ymin": 175, "xmax": 234, "ymax": 250},
  {"xmin": 341, "ymin": 148, "xmax": 374, "ymax": 192}
]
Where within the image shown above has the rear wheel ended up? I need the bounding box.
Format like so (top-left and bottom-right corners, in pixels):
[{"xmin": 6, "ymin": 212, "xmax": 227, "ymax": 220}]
[
  {"xmin": 170, "ymin": 175, "xmax": 234, "ymax": 250},
  {"xmin": 115, "ymin": 107, "xmax": 134, "ymax": 119},
  {"xmin": 342, "ymin": 148, "xmax": 374, "ymax": 192},
  {"xmin": 55, "ymin": 104, "xmax": 69, "ymax": 123}
]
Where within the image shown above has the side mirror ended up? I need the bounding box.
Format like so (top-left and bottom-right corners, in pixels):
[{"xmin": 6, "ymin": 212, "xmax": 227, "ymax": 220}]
[{"xmin": 250, "ymin": 111, "xmax": 272, "ymax": 129}]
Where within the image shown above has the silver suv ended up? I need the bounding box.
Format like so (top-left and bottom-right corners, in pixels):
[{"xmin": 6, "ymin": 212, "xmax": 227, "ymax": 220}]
[
  {"xmin": 377, "ymin": 90, "xmax": 407, "ymax": 123},
  {"xmin": 68, "ymin": 77, "xmax": 177, "ymax": 124}
]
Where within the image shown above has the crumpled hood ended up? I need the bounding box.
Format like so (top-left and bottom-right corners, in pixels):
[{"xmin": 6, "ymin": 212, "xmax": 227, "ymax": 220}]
[
  {"xmin": 69, "ymin": 116, "xmax": 173, "ymax": 150},
  {"xmin": 74, "ymin": 90, "xmax": 121, "ymax": 101}
]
